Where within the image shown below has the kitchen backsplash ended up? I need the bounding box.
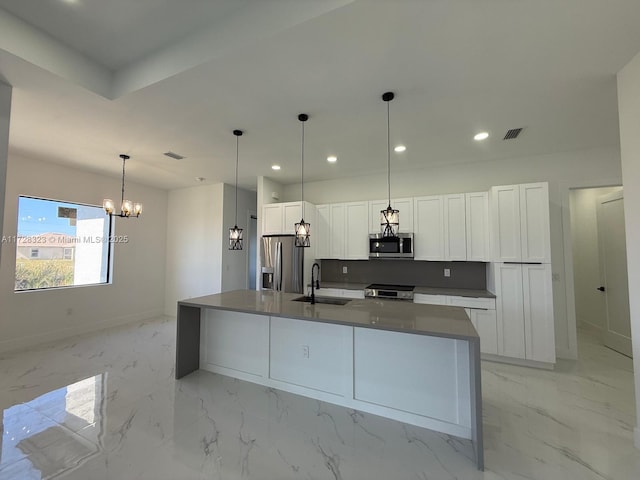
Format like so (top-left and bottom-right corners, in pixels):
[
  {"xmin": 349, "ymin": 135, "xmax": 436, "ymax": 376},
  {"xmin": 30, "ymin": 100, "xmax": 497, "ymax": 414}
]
[{"xmin": 320, "ymin": 259, "xmax": 487, "ymax": 290}]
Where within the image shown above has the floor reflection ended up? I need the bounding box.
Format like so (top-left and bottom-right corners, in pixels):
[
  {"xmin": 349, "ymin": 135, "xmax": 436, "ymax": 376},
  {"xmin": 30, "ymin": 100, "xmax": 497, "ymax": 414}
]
[{"xmin": 1, "ymin": 374, "xmax": 105, "ymax": 479}]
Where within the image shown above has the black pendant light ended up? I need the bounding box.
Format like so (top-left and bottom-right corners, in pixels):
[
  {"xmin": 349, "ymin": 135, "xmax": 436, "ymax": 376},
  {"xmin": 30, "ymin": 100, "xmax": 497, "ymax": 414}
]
[
  {"xmin": 229, "ymin": 130, "xmax": 244, "ymax": 250},
  {"xmin": 295, "ymin": 113, "xmax": 311, "ymax": 248},
  {"xmin": 380, "ymin": 92, "xmax": 399, "ymax": 237}
]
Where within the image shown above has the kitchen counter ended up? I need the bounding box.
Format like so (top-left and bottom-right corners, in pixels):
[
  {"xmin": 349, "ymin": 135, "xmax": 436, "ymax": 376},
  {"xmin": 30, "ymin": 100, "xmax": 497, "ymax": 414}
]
[
  {"xmin": 179, "ymin": 290, "xmax": 478, "ymax": 341},
  {"xmin": 414, "ymin": 286, "xmax": 496, "ymax": 298},
  {"xmin": 176, "ymin": 289, "xmax": 483, "ymax": 470}
]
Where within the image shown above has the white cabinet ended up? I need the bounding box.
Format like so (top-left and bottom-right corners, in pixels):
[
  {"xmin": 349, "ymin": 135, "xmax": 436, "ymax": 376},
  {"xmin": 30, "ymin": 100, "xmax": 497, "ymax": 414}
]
[
  {"xmin": 491, "ymin": 183, "xmax": 550, "ymax": 263},
  {"xmin": 494, "ymin": 263, "xmax": 555, "ymax": 364},
  {"xmin": 413, "ymin": 293, "xmax": 446, "ymax": 305},
  {"xmin": 368, "ymin": 198, "xmax": 414, "ymax": 234},
  {"xmin": 465, "ymin": 192, "xmax": 490, "ymax": 261},
  {"xmin": 444, "ymin": 194, "xmax": 467, "ymax": 261},
  {"xmin": 262, "ymin": 201, "xmax": 315, "ymax": 236},
  {"xmin": 329, "ymin": 203, "xmax": 345, "ymax": 259},
  {"xmin": 414, "ymin": 195, "xmax": 445, "ymax": 260},
  {"xmin": 315, "ymin": 202, "xmax": 369, "ymax": 260},
  {"xmin": 316, "ymin": 204, "xmax": 331, "ymax": 259},
  {"xmin": 466, "ymin": 308, "xmax": 498, "ymax": 355},
  {"xmin": 414, "ymin": 194, "xmax": 467, "ymax": 261},
  {"xmin": 345, "ymin": 202, "xmax": 369, "ymax": 259},
  {"xmin": 522, "ymin": 263, "xmax": 555, "ymax": 363}
]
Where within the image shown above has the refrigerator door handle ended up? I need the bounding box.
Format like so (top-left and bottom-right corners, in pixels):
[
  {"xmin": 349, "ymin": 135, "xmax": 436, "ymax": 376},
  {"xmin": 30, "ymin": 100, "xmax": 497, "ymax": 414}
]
[{"xmin": 275, "ymin": 242, "xmax": 282, "ymax": 291}]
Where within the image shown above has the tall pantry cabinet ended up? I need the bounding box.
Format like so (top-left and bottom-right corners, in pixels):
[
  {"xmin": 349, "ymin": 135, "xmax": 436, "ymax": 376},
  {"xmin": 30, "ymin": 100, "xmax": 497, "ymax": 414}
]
[{"xmin": 490, "ymin": 182, "xmax": 555, "ymax": 365}]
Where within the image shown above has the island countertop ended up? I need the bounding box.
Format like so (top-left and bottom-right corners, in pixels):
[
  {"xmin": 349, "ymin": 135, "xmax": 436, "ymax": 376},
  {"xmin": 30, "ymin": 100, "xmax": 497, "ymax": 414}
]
[{"xmin": 178, "ymin": 289, "xmax": 478, "ymax": 341}]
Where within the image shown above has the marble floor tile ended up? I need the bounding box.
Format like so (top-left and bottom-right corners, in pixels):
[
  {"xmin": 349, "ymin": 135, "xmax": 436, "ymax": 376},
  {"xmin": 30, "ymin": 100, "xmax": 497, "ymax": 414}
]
[{"xmin": 0, "ymin": 317, "xmax": 639, "ymax": 479}]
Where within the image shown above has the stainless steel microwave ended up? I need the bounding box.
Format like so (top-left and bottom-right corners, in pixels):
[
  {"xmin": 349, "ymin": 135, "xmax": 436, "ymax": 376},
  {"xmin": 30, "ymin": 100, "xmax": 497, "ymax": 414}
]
[{"xmin": 368, "ymin": 233, "xmax": 414, "ymax": 259}]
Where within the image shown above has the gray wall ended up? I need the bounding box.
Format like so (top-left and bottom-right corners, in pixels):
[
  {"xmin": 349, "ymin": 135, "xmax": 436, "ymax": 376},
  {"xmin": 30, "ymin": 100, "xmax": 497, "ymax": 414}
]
[{"xmin": 320, "ymin": 259, "xmax": 487, "ymax": 290}]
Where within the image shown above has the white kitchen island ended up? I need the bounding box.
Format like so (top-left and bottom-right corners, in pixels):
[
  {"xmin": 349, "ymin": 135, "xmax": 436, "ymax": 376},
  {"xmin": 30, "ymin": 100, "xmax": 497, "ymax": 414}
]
[{"xmin": 176, "ymin": 289, "xmax": 484, "ymax": 470}]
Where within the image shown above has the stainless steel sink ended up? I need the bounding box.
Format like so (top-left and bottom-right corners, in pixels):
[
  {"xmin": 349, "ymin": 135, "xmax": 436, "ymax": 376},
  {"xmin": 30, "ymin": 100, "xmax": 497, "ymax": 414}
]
[{"xmin": 292, "ymin": 296, "xmax": 351, "ymax": 306}]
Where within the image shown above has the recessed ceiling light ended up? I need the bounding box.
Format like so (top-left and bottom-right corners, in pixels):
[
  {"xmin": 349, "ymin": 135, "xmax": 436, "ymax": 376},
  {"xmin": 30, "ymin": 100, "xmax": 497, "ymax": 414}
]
[
  {"xmin": 474, "ymin": 132, "xmax": 489, "ymax": 141},
  {"xmin": 394, "ymin": 145, "xmax": 406, "ymax": 153},
  {"xmin": 271, "ymin": 165, "xmax": 281, "ymax": 171},
  {"xmin": 327, "ymin": 156, "xmax": 337, "ymax": 163}
]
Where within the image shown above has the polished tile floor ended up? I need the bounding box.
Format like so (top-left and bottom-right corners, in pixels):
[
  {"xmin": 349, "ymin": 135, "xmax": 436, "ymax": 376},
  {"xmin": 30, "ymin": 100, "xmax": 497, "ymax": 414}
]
[{"xmin": 1, "ymin": 317, "xmax": 639, "ymax": 479}]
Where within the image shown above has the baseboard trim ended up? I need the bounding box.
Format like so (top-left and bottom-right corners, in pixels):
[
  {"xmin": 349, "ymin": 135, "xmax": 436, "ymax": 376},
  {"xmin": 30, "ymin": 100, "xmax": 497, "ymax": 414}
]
[
  {"xmin": 481, "ymin": 353, "xmax": 555, "ymax": 370},
  {"xmin": 0, "ymin": 309, "xmax": 165, "ymax": 355},
  {"xmin": 555, "ymin": 347, "xmax": 577, "ymax": 360}
]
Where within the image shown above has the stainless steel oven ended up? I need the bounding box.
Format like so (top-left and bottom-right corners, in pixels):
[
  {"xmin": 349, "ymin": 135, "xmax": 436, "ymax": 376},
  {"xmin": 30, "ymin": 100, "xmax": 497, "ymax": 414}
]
[{"xmin": 368, "ymin": 233, "xmax": 414, "ymax": 259}]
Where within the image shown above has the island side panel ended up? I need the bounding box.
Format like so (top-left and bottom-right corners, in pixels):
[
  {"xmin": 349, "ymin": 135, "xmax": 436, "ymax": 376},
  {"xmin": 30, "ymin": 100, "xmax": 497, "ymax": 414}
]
[
  {"xmin": 469, "ymin": 338, "xmax": 484, "ymax": 471},
  {"xmin": 176, "ymin": 304, "xmax": 201, "ymax": 379}
]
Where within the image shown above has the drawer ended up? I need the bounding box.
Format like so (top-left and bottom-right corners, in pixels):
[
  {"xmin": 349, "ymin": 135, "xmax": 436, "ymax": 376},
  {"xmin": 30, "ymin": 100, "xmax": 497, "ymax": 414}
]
[
  {"xmin": 413, "ymin": 294, "xmax": 446, "ymax": 305},
  {"xmin": 446, "ymin": 296, "xmax": 496, "ymax": 310},
  {"xmin": 342, "ymin": 289, "xmax": 365, "ymax": 299}
]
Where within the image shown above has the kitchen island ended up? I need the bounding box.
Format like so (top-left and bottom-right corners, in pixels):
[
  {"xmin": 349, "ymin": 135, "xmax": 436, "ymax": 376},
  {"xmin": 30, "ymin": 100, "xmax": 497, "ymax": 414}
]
[{"xmin": 176, "ymin": 289, "xmax": 483, "ymax": 470}]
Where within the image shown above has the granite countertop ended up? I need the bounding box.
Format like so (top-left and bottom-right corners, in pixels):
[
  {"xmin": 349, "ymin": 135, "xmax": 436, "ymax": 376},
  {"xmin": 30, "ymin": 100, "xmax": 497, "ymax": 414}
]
[
  {"xmin": 413, "ymin": 287, "xmax": 496, "ymax": 298},
  {"xmin": 179, "ymin": 290, "xmax": 478, "ymax": 341}
]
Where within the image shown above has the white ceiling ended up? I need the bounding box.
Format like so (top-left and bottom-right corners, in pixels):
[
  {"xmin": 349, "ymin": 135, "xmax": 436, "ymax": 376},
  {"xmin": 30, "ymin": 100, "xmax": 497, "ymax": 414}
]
[{"xmin": 0, "ymin": 0, "xmax": 639, "ymax": 192}]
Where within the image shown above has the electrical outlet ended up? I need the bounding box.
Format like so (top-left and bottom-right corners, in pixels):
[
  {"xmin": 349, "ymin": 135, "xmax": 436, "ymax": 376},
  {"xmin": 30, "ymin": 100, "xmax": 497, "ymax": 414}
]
[
  {"xmin": 342, "ymin": 266, "xmax": 348, "ymax": 274},
  {"xmin": 444, "ymin": 268, "xmax": 451, "ymax": 277},
  {"xmin": 302, "ymin": 345, "xmax": 310, "ymax": 358}
]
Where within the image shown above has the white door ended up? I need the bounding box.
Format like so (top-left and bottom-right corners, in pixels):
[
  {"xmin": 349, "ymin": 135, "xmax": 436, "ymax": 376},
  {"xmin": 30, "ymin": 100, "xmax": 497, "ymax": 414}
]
[
  {"xmin": 262, "ymin": 204, "xmax": 283, "ymax": 235},
  {"xmin": 597, "ymin": 191, "xmax": 632, "ymax": 357},
  {"xmin": 520, "ymin": 183, "xmax": 551, "ymax": 263},
  {"xmin": 329, "ymin": 203, "xmax": 345, "ymax": 259},
  {"xmin": 282, "ymin": 202, "xmax": 303, "ymax": 236}
]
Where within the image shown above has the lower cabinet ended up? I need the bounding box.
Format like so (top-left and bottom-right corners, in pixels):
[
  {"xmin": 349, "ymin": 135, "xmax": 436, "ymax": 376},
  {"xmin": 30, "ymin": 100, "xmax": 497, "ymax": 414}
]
[
  {"xmin": 494, "ymin": 263, "xmax": 555, "ymax": 364},
  {"xmin": 465, "ymin": 308, "xmax": 498, "ymax": 355}
]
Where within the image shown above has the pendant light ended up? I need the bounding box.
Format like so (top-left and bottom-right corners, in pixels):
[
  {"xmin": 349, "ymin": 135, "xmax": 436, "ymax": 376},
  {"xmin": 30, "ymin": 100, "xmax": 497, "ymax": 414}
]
[
  {"xmin": 103, "ymin": 154, "xmax": 142, "ymax": 218},
  {"xmin": 229, "ymin": 130, "xmax": 244, "ymax": 250},
  {"xmin": 294, "ymin": 113, "xmax": 310, "ymax": 248},
  {"xmin": 380, "ymin": 92, "xmax": 399, "ymax": 237}
]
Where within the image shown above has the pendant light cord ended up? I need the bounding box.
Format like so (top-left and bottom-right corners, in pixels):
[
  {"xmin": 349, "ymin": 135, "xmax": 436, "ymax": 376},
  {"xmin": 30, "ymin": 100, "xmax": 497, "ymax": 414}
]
[
  {"xmin": 387, "ymin": 99, "xmax": 391, "ymax": 206},
  {"xmin": 235, "ymin": 134, "xmax": 239, "ymax": 227},
  {"xmin": 301, "ymin": 119, "xmax": 305, "ymax": 217}
]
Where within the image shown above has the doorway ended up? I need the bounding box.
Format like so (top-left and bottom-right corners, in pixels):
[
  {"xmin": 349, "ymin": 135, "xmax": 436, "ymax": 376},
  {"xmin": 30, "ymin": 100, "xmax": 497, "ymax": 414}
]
[
  {"xmin": 569, "ymin": 186, "xmax": 631, "ymax": 357},
  {"xmin": 597, "ymin": 191, "xmax": 632, "ymax": 357}
]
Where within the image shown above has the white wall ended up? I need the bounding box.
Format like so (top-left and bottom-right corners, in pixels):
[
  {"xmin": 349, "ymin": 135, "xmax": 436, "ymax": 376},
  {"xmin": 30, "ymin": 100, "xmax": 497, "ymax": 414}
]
[
  {"xmin": 280, "ymin": 146, "xmax": 623, "ymax": 359},
  {"xmin": 221, "ymin": 184, "xmax": 257, "ymax": 292},
  {"xmin": 0, "ymin": 81, "xmax": 10, "ymax": 267},
  {"xmin": 617, "ymin": 50, "xmax": 640, "ymax": 448},
  {"xmin": 164, "ymin": 183, "xmax": 224, "ymax": 314},
  {"xmin": 570, "ymin": 187, "xmax": 621, "ymax": 332},
  {"xmin": 0, "ymin": 154, "xmax": 168, "ymax": 353}
]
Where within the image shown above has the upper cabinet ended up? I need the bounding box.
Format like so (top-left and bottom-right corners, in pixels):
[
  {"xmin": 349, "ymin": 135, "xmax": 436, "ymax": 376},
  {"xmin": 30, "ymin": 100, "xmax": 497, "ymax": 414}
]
[
  {"xmin": 414, "ymin": 195, "xmax": 444, "ymax": 260},
  {"xmin": 490, "ymin": 182, "xmax": 551, "ymax": 263},
  {"xmin": 465, "ymin": 192, "xmax": 490, "ymax": 262},
  {"xmin": 316, "ymin": 201, "xmax": 369, "ymax": 260},
  {"xmin": 368, "ymin": 198, "xmax": 414, "ymax": 234},
  {"xmin": 444, "ymin": 194, "xmax": 466, "ymax": 261},
  {"xmin": 262, "ymin": 201, "xmax": 315, "ymax": 236}
]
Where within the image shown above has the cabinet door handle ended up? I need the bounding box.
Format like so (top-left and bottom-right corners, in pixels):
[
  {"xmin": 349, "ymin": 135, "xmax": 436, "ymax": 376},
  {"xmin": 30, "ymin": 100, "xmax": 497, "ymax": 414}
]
[{"xmin": 597, "ymin": 286, "xmax": 605, "ymax": 292}]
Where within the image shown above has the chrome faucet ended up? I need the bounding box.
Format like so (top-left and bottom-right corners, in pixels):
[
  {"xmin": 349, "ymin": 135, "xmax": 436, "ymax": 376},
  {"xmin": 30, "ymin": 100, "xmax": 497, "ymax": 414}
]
[{"xmin": 311, "ymin": 263, "xmax": 320, "ymax": 304}]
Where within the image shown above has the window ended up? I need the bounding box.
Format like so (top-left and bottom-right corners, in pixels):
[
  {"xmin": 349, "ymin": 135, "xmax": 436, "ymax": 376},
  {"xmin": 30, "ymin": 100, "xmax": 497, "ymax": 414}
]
[{"xmin": 15, "ymin": 196, "xmax": 112, "ymax": 291}]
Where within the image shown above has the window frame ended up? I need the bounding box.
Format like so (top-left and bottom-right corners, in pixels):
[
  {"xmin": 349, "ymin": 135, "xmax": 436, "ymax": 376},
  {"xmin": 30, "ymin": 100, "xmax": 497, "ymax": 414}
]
[{"xmin": 15, "ymin": 195, "xmax": 114, "ymax": 292}]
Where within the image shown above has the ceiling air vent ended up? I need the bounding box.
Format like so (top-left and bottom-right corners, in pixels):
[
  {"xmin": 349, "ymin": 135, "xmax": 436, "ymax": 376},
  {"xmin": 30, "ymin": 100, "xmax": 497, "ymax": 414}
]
[
  {"xmin": 163, "ymin": 151, "xmax": 185, "ymax": 160},
  {"xmin": 503, "ymin": 128, "xmax": 524, "ymax": 140}
]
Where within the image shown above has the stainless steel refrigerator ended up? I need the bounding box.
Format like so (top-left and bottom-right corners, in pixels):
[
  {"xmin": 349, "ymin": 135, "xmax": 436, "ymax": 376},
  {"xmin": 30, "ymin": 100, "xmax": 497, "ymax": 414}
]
[{"xmin": 260, "ymin": 235, "xmax": 303, "ymax": 293}]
